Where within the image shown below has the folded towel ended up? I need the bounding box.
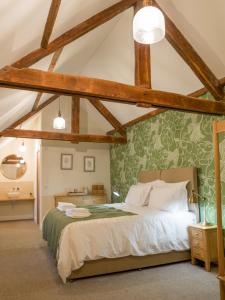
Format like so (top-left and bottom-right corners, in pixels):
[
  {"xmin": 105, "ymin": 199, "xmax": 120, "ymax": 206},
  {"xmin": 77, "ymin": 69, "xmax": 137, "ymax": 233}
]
[
  {"xmin": 57, "ymin": 202, "xmax": 76, "ymax": 211},
  {"xmin": 65, "ymin": 207, "xmax": 91, "ymax": 218}
]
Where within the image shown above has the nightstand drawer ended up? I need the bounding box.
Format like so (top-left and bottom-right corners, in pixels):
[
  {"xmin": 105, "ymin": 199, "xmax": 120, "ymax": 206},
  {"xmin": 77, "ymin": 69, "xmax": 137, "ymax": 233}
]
[
  {"xmin": 191, "ymin": 228, "xmax": 203, "ymax": 241},
  {"xmin": 192, "ymin": 246, "xmax": 205, "ymax": 260},
  {"xmin": 191, "ymin": 237, "xmax": 203, "ymax": 248},
  {"xmin": 189, "ymin": 224, "xmax": 217, "ymax": 272}
]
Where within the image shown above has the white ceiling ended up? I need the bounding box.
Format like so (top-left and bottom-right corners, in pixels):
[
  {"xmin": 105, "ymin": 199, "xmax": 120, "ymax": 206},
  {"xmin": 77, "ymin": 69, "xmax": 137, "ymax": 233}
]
[{"xmin": 0, "ymin": 0, "xmax": 224, "ymax": 139}]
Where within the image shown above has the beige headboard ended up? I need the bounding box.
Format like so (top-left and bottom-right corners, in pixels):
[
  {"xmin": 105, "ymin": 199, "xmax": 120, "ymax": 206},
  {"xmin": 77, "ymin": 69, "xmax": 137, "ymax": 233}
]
[{"xmin": 138, "ymin": 167, "xmax": 199, "ymax": 219}]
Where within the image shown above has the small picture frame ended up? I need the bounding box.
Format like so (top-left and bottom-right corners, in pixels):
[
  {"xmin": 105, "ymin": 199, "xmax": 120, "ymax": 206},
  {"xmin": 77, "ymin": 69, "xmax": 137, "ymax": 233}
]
[
  {"xmin": 84, "ymin": 156, "xmax": 95, "ymax": 172},
  {"xmin": 61, "ymin": 154, "xmax": 73, "ymax": 170}
]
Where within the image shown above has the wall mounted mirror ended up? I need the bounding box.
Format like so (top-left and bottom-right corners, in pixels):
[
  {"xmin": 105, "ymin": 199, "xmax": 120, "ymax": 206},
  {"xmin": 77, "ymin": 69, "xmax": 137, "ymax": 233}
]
[{"xmin": 0, "ymin": 154, "xmax": 27, "ymax": 180}]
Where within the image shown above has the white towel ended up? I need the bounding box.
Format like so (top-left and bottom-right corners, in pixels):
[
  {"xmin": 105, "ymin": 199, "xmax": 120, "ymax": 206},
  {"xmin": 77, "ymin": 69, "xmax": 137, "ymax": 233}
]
[
  {"xmin": 65, "ymin": 207, "xmax": 91, "ymax": 218},
  {"xmin": 57, "ymin": 202, "xmax": 76, "ymax": 211}
]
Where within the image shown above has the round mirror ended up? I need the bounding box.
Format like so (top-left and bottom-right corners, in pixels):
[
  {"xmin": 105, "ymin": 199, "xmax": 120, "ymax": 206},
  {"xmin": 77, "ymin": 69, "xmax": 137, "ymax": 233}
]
[{"xmin": 0, "ymin": 154, "xmax": 27, "ymax": 180}]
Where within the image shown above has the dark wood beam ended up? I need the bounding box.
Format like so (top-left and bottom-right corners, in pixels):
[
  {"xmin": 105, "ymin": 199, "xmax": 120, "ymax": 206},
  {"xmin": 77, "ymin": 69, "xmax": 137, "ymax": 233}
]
[
  {"xmin": 4, "ymin": 94, "xmax": 59, "ymax": 130},
  {"xmin": 188, "ymin": 76, "xmax": 225, "ymax": 98},
  {"xmin": 41, "ymin": 0, "xmax": 61, "ymax": 48},
  {"xmin": 107, "ymin": 77, "xmax": 225, "ymax": 135},
  {"xmin": 0, "ymin": 67, "xmax": 225, "ymax": 115},
  {"xmin": 4, "ymin": 75, "xmax": 224, "ymax": 136},
  {"xmin": 71, "ymin": 96, "xmax": 80, "ymax": 134},
  {"xmin": 87, "ymin": 97, "xmax": 126, "ymax": 136},
  {"xmin": 32, "ymin": 48, "xmax": 63, "ymax": 111},
  {"xmin": 219, "ymin": 77, "xmax": 225, "ymax": 87},
  {"xmin": 134, "ymin": 42, "xmax": 151, "ymax": 88},
  {"xmin": 0, "ymin": 129, "xmax": 127, "ymax": 144},
  {"xmin": 188, "ymin": 87, "xmax": 209, "ymax": 98},
  {"xmin": 152, "ymin": 0, "xmax": 224, "ymax": 100},
  {"xmin": 32, "ymin": 92, "xmax": 43, "ymax": 112},
  {"xmin": 12, "ymin": 0, "xmax": 138, "ymax": 69},
  {"xmin": 107, "ymin": 108, "xmax": 167, "ymax": 134},
  {"xmin": 134, "ymin": 0, "xmax": 151, "ymax": 89},
  {"xmin": 47, "ymin": 47, "xmax": 63, "ymax": 72}
]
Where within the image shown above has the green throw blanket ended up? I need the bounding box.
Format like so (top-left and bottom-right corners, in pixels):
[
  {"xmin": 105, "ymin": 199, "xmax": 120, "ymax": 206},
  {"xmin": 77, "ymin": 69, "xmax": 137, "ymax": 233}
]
[{"xmin": 42, "ymin": 205, "xmax": 136, "ymax": 258}]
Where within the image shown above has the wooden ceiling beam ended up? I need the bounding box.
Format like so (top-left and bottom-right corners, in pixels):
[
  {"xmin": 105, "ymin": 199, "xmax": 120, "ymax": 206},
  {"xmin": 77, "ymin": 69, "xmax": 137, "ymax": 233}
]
[
  {"xmin": 134, "ymin": 0, "xmax": 151, "ymax": 89},
  {"xmin": 107, "ymin": 108, "xmax": 167, "ymax": 134},
  {"xmin": 188, "ymin": 77, "xmax": 225, "ymax": 98},
  {"xmin": 87, "ymin": 97, "xmax": 126, "ymax": 136},
  {"xmin": 47, "ymin": 47, "xmax": 63, "ymax": 72},
  {"xmin": 4, "ymin": 75, "xmax": 224, "ymax": 136},
  {"xmin": 32, "ymin": 48, "xmax": 63, "ymax": 111},
  {"xmin": 71, "ymin": 96, "xmax": 80, "ymax": 134},
  {"xmin": 219, "ymin": 77, "xmax": 225, "ymax": 87},
  {"xmin": 107, "ymin": 77, "xmax": 225, "ymax": 135},
  {"xmin": 12, "ymin": 0, "xmax": 138, "ymax": 69},
  {"xmin": 0, "ymin": 67, "xmax": 225, "ymax": 115},
  {"xmin": 152, "ymin": 0, "xmax": 224, "ymax": 100},
  {"xmin": 4, "ymin": 94, "xmax": 59, "ymax": 130},
  {"xmin": 32, "ymin": 92, "xmax": 43, "ymax": 112},
  {"xmin": 41, "ymin": 0, "xmax": 61, "ymax": 49},
  {"xmin": 188, "ymin": 86, "xmax": 209, "ymax": 98},
  {"xmin": 0, "ymin": 129, "xmax": 127, "ymax": 144}
]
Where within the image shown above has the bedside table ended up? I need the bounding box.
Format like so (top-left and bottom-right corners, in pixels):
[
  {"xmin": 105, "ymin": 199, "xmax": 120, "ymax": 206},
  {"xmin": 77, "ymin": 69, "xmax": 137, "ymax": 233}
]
[{"xmin": 188, "ymin": 224, "xmax": 218, "ymax": 271}]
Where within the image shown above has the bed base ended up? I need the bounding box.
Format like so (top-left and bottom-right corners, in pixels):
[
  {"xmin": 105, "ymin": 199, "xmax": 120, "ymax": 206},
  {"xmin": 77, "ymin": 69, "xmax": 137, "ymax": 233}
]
[{"xmin": 68, "ymin": 250, "xmax": 190, "ymax": 280}]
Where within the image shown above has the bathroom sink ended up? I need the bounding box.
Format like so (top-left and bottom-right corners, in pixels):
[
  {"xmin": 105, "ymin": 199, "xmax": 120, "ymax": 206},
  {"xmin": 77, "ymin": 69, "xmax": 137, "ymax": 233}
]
[{"xmin": 7, "ymin": 191, "xmax": 20, "ymax": 199}]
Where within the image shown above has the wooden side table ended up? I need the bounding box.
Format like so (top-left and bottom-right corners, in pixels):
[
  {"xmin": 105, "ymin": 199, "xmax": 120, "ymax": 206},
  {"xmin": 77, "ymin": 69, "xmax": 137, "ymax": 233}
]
[
  {"xmin": 189, "ymin": 224, "xmax": 218, "ymax": 271},
  {"xmin": 54, "ymin": 194, "xmax": 107, "ymax": 207}
]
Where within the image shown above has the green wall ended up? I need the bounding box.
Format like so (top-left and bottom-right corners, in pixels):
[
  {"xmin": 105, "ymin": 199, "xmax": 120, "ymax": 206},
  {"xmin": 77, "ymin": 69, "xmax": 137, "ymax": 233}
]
[{"xmin": 110, "ymin": 107, "xmax": 225, "ymax": 224}]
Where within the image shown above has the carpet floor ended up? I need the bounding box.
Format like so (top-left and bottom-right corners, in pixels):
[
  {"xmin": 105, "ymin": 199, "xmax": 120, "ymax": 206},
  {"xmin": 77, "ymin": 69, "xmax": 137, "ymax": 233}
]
[{"xmin": 0, "ymin": 220, "xmax": 219, "ymax": 300}]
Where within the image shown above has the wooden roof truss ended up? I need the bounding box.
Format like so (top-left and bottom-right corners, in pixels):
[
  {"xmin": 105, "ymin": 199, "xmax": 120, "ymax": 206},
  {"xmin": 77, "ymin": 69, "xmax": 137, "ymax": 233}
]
[{"xmin": 0, "ymin": 0, "xmax": 224, "ymax": 144}]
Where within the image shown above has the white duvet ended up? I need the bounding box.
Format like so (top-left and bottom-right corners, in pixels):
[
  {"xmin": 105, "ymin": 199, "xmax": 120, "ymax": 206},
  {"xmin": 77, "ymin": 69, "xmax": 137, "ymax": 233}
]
[{"xmin": 57, "ymin": 203, "xmax": 196, "ymax": 282}]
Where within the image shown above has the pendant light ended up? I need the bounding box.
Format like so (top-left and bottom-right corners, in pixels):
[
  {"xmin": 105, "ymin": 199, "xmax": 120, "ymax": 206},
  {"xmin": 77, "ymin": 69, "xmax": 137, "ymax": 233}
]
[
  {"xmin": 53, "ymin": 97, "xmax": 65, "ymax": 130},
  {"xmin": 133, "ymin": 5, "xmax": 165, "ymax": 44}
]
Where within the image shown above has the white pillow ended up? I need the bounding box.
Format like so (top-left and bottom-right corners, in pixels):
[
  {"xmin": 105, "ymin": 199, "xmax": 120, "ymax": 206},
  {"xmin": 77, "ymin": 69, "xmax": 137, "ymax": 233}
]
[
  {"xmin": 138, "ymin": 179, "xmax": 165, "ymax": 188},
  {"xmin": 137, "ymin": 180, "xmax": 166, "ymax": 205},
  {"xmin": 148, "ymin": 181, "xmax": 189, "ymax": 212},
  {"xmin": 125, "ymin": 183, "xmax": 152, "ymax": 207},
  {"xmin": 154, "ymin": 181, "xmax": 189, "ymax": 189}
]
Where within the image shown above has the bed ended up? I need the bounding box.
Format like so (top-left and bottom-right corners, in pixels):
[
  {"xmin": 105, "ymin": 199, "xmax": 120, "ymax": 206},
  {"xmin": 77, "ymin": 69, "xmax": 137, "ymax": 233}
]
[{"xmin": 43, "ymin": 167, "xmax": 198, "ymax": 283}]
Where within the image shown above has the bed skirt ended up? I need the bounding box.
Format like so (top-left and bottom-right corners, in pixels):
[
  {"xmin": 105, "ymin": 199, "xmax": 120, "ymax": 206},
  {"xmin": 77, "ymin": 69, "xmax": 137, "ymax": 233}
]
[{"xmin": 68, "ymin": 250, "xmax": 190, "ymax": 281}]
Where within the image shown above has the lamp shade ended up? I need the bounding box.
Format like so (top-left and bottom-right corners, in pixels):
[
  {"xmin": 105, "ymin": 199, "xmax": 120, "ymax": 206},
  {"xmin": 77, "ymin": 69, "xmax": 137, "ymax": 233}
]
[
  {"xmin": 53, "ymin": 115, "xmax": 65, "ymax": 130},
  {"xmin": 133, "ymin": 6, "xmax": 165, "ymax": 44},
  {"xmin": 113, "ymin": 191, "xmax": 120, "ymax": 197}
]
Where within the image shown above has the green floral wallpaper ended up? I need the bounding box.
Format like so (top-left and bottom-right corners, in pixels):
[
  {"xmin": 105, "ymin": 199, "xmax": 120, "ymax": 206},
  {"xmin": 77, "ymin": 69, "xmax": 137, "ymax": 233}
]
[{"xmin": 110, "ymin": 102, "xmax": 225, "ymax": 224}]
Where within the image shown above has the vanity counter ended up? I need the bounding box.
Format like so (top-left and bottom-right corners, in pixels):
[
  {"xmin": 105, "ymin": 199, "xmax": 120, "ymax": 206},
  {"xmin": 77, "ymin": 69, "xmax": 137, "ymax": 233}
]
[
  {"xmin": 0, "ymin": 195, "xmax": 35, "ymax": 221},
  {"xmin": 0, "ymin": 182, "xmax": 35, "ymax": 221},
  {"xmin": 0, "ymin": 196, "xmax": 34, "ymax": 202}
]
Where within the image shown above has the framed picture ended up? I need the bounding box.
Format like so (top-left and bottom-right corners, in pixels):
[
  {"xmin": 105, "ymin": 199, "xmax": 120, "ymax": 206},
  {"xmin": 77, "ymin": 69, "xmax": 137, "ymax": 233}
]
[
  {"xmin": 61, "ymin": 154, "xmax": 73, "ymax": 170},
  {"xmin": 84, "ymin": 156, "xmax": 95, "ymax": 172}
]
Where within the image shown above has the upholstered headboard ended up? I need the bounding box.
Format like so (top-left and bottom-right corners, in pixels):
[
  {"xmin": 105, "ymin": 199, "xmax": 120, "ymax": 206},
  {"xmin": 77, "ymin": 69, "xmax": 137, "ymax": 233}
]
[{"xmin": 138, "ymin": 167, "xmax": 199, "ymax": 219}]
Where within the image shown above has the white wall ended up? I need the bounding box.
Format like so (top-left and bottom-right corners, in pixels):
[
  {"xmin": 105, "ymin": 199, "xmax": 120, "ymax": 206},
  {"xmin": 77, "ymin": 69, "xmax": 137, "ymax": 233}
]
[
  {"xmin": 40, "ymin": 95, "xmax": 111, "ymax": 222},
  {"xmin": 40, "ymin": 143, "xmax": 111, "ymax": 222}
]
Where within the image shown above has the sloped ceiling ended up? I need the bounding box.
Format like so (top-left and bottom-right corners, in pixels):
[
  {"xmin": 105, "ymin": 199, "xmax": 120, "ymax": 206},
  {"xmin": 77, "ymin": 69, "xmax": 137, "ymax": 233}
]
[{"xmin": 0, "ymin": 0, "xmax": 224, "ymax": 138}]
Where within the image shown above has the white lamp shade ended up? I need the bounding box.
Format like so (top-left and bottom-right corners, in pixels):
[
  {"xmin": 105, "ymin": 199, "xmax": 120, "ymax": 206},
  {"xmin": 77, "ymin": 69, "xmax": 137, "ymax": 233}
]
[
  {"xmin": 133, "ymin": 6, "xmax": 165, "ymax": 44},
  {"xmin": 53, "ymin": 116, "xmax": 65, "ymax": 130},
  {"xmin": 113, "ymin": 191, "xmax": 120, "ymax": 197}
]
